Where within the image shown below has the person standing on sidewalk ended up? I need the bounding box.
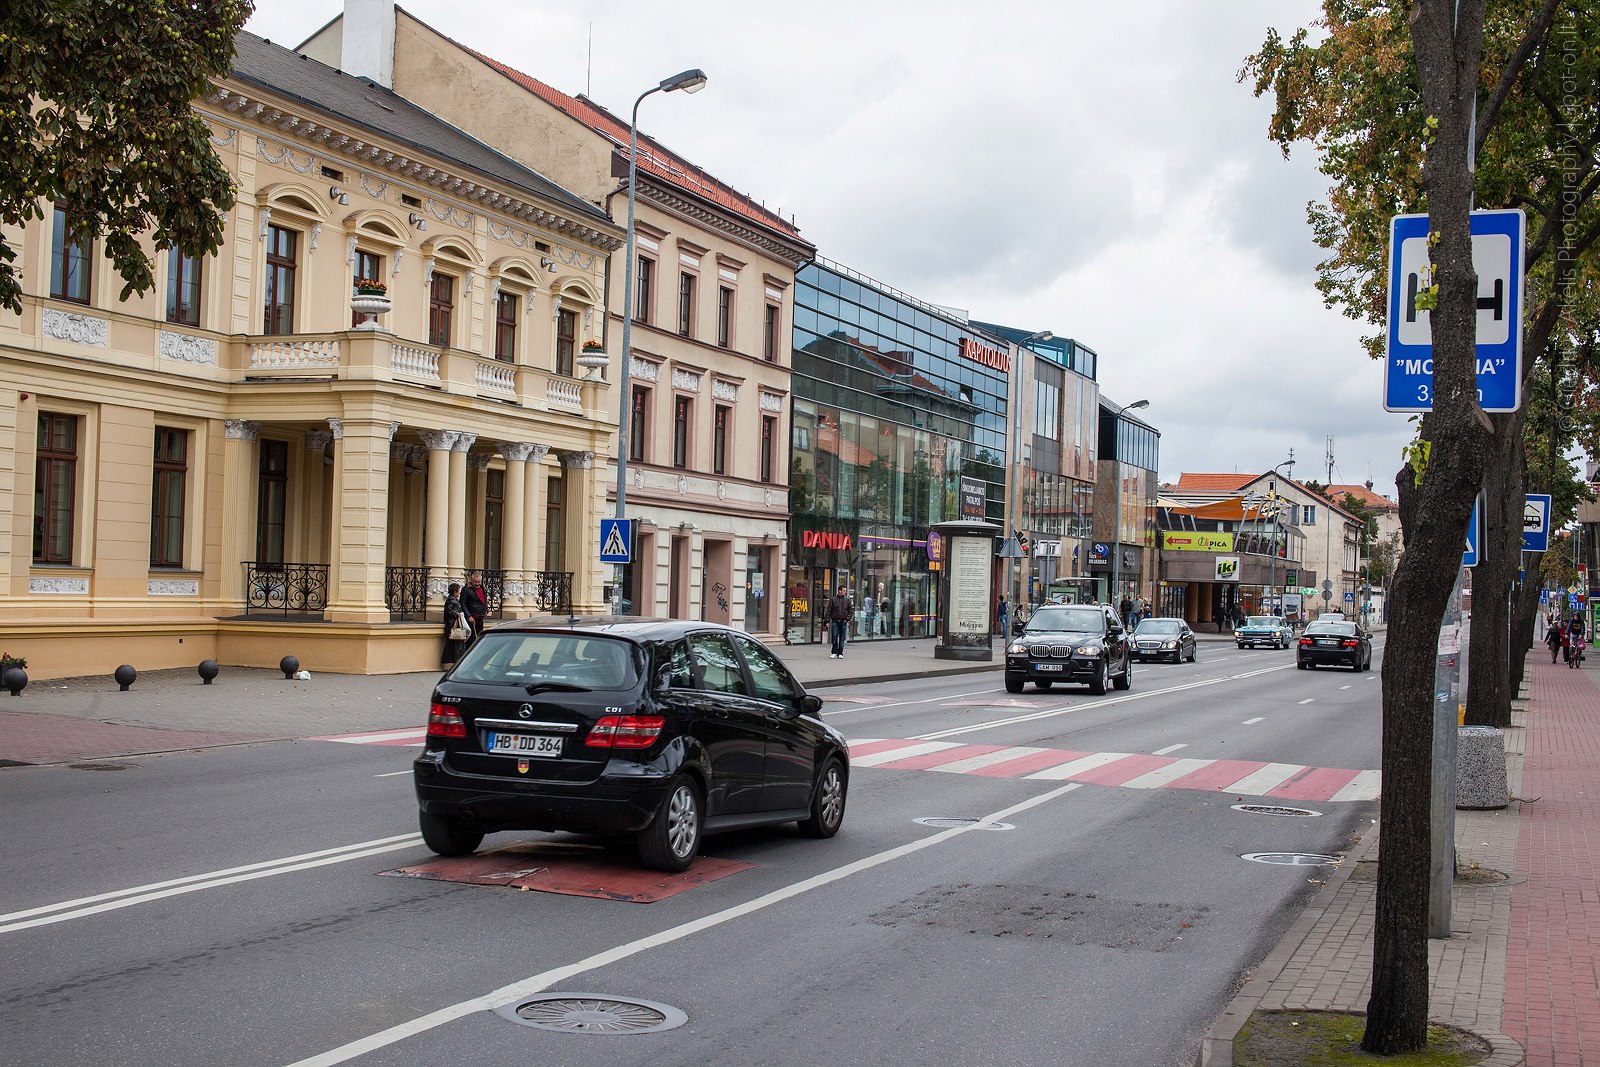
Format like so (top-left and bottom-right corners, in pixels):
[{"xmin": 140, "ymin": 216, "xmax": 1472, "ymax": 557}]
[
  {"xmin": 996, "ymin": 594, "xmax": 1009, "ymax": 637},
  {"xmin": 827, "ymin": 587, "xmax": 852, "ymax": 659},
  {"xmin": 461, "ymin": 571, "xmax": 489, "ymax": 640}
]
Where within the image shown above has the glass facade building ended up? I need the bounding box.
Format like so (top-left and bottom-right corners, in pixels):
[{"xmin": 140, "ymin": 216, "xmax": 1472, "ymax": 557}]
[{"xmin": 788, "ymin": 259, "xmax": 1010, "ymax": 644}]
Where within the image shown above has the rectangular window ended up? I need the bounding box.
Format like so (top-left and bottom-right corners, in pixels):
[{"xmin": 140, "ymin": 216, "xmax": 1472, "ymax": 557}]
[
  {"xmin": 716, "ymin": 286, "xmax": 733, "ymax": 348},
  {"xmin": 633, "ymin": 257, "xmax": 653, "ymax": 324},
  {"xmin": 678, "ymin": 271, "xmax": 696, "ymax": 337},
  {"xmin": 166, "ymin": 247, "xmax": 202, "ymax": 326},
  {"xmin": 713, "ymin": 404, "xmax": 729, "ymax": 475},
  {"xmin": 150, "ymin": 427, "xmax": 188, "ymax": 567},
  {"xmin": 256, "ymin": 439, "xmax": 288, "ymax": 565},
  {"xmin": 760, "ymin": 415, "xmax": 776, "ymax": 484},
  {"xmin": 50, "ymin": 207, "xmax": 93, "ymax": 304},
  {"xmin": 1303, "ymin": 505, "xmax": 1317, "ymax": 525},
  {"xmin": 428, "ymin": 272, "xmax": 454, "ymax": 348},
  {"xmin": 629, "ymin": 386, "xmax": 648, "ymax": 463},
  {"xmin": 484, "ymin": 468, "xmax": 504, "ymax": 571},
  {"xmin": 555, "ymin": 307, "xmax": 577, "ymax": 376},
  {"xmin": 263, "ymin": 224, "xmax": 297, "ymax": 334},
  {"xmin": 494, "ymin": 290, "xmax": 519, "ymax": 362},
  {"xmin": 763, "ymin": 303, "xmax": 779, "ymax": 362},
  {"xmin": 544, "ymin": 475, "xmax": 564, "ymax": 571},
  {"xmin": 33, "ymin": 413, "xmax": 77, "ymax": 564},
  {"xmin": 352, "ymin": 249, "xmax": 383, "ymax": 328},
  {"xmin": 673, "ymin": 395, "xmax": 691, "ymax": 469}
]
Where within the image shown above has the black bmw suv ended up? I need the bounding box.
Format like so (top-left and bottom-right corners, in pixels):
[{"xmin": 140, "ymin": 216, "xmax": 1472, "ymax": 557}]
[
  {"xmin": 1004, "ymin": 604, "xmax": 1133, "ymax": 695},
  {"xmin": 413, "ymin": 619, "xmax": 849, "ymax": 872}
]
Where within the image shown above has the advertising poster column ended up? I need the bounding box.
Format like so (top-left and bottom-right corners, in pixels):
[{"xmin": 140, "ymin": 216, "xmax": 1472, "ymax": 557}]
[{"xmin": 932, "ymin": 520, "xmax": 1001, "ymax": 661}]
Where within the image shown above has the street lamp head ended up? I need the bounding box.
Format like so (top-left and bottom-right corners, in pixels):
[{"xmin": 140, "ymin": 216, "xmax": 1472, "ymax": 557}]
[
  {"xmin": 1022, "ymin": 329, "xmax": 1053, "ymax": 344},
  {"xmin": 1125, "ymin": 399, "xmax": 1151, "ymax": 411},
  {"xmin": 661, "ymin": 68, "xmax": 708, "ymax": 94}
]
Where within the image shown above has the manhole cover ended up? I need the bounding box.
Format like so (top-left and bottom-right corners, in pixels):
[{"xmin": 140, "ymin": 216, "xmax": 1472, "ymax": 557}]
[
  {"xmin": 1241, "ymin": 852, "xmax": 1340, "ymax": 866},
  {"xmin": 1231, "ymin": 804, "xmax": 1323, "ymax": 818},
  {"xmin": 913, "ymin": 817, "xmax": 1016, "ymax": 831},
  {"xmin": 496, "ymin": 994, "xmax": 686, "ymax": 1034}
]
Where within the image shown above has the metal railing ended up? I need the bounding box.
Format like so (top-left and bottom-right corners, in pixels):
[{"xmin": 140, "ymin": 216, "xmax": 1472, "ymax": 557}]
[
  {"xmin": 385, "ymin": 566, "xmax": 431, "ymax": 620},
  {"xmin": 242, "ymin": 561, "xmax": 329, "ymax": 615},
  {"xmin": 525, "ymin": 571, "xmax": 573, "ymax": 615}
]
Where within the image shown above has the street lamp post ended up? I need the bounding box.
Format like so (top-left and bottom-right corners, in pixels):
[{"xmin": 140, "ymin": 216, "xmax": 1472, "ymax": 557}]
[
  {"xmin": 1109, "ymin": 399, "xmax": 1149, "ymax": 621},
  {"xmin": 1266, "ymin": 458, "xmax": 1295, "ymax": 616},
  {"xmin": 1005, "ymin": 330, "xmax": 1052, "ymax": 620},
  {"xmin": 611, "ymin": 68, "xmax": 708, "ymax": 615}
]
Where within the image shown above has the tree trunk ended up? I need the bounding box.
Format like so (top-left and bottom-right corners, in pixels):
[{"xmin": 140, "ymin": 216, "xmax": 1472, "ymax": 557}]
[
  {"xmin": 1465, "ymin": 409, "xmax": 1525, "ymax": 728},
  {"xmin": 1365, "ymin": 0, "xmax": 1487, "ymax": 1054}
]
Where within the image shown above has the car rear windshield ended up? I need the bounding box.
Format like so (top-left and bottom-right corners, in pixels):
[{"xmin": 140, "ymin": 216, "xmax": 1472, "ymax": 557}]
[
  {"xmin": 448, "ymin": 632, "xmax": 638, "ymax": 690},
  {"xmin": 1028, "ymin": 607, "xmax": 1104, "ymax": 632},
  {"xmin": 1305, "ymin": 622, "xmax": 1358, "ymax": 636},
  {"xmin": 1136, "ymin": 619, "xmax": 1181, "ymax": 634}
]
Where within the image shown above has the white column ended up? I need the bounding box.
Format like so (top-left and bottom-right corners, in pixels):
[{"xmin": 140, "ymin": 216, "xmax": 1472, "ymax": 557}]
[
  {"xmin": 524, "ymin": 444, "xmax": 551, "ymax": 574},
  {"xmin": 418, "ymin": 430, "xmax": 457, "ymax": 590},
  {"xmin": 447, "ymin": 431, "xmax": 476, "ymax": 574},
  {"xmin": 221, "ymin": 419, "xmax": 261, "ymax": 609},
  {"xmin": 303, "ymin": 430, "xmax": 332, "ymax": 565}
]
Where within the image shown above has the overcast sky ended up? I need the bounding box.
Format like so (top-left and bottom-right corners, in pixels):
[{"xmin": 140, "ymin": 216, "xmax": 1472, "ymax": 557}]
[{"xmin": 245, "ymin": 1, "xmax": 1407, "ymax": 498}]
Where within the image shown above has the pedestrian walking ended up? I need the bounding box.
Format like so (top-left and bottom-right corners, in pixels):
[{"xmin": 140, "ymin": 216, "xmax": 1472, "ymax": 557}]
[
  {"xmin": 996, "ymin": 594, "xmax": 1009, "ymax": 637},
  {"xmin": 1546, "ymin": 619, "xmax": 1563, "ymax": 663},
  {"xmin": 442, "ymin": 582, "xmax": 471, "ymax": 666},
  {"xmin": 827, "ymin": 587, "xmax": 852, "ymax": 658},
  {"xmin": 1119, "ymin": 595, "xmax": 1133, "ymax": 629},
  {"xmin": 460, "ymin": 571, "xmax": 489, "ymax": 640}
]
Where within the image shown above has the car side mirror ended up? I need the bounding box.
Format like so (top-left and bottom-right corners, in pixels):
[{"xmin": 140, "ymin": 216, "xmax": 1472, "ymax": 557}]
[{"xmin": 800, "ymin": 693, "xmax": 823, "ymax": 717}]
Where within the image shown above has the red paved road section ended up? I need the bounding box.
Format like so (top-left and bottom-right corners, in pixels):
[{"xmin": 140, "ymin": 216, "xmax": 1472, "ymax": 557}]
[
  {"xmin": 382, "ymin": 842, "xmax": 755, "ymax": 902},
  {"xmin": 0, "ymin": 709, "xmax": 264, "ymax": 765},
  {"xmin": 1505, "ymin": 659, "xmax": 1600, "ymax": 1067}
]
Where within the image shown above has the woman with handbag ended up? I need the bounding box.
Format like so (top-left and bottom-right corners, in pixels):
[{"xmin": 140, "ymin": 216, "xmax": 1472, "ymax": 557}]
[{"xmin": 442, "ymin": 582, "xmax": 472, "ymax": 666}]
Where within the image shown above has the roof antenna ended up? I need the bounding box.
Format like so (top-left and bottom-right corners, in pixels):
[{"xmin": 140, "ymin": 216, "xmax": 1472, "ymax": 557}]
[{"xmin": 585, "ymin": 22, "xmax": 593, "ymax": 99}]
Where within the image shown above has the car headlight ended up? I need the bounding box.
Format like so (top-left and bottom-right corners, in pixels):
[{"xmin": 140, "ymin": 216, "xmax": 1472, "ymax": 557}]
[
  {"xmin": 1163, "ymin": 640, "xmax": 1177, "ymax": 649},
  {"xmin": 1007, "ymin": 643, "xmax": 1027, "ymax": 655},
  {"xmin": 1076, "ymin": 643, "xmax": 1103, "ymax": 656}
]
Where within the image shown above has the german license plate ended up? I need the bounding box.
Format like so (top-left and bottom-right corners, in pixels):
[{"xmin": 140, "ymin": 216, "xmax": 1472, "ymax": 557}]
[
  {"xmin": 486, "ymin": 732, "xmax": 563, "ymax": 758},
  {"xmin": 1317, "ymin": 639, "xmax": 1339, "ymax": 647},
  {"xmin": 1035, "ymin": 663, "xmax": 1065, "ymax": 672}
]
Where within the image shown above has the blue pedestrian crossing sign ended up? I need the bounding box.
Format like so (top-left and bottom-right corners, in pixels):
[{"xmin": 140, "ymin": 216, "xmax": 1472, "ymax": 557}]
[
  {"xmin": 1463, "ymin": 495, "xmax": 1481, "ymax": 568},
  {"xmin": 599, "ymin": 518, "xmax": 633, "ymax": 564}
]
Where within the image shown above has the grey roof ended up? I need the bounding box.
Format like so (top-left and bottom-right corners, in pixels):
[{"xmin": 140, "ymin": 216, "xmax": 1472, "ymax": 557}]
[{"xmin": 230, "ymin": 32, "xmax": 613, "ymax": 228}]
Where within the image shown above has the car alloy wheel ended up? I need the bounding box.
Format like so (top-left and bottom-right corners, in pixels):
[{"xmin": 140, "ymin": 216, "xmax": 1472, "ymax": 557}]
[
  {"xmin": 799, "ymin": 758, "xmax": 846, "ymax": 838},
  {"xmin": 638, "ymin": 776, "xmax": 702, "ymax": 872}
]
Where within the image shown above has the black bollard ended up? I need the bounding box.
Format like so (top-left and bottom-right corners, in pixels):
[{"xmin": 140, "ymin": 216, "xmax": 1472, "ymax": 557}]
[
  {"xmin": 198, "ymin": 660, "xmax": 220, "ymax": 685},
  {"xmin": 2, "ymin": 667, "xmax": 26, "ymax": 696},
  {"xmin": 279, "ymin": 655, "xmax": 300, "ymax": 679},
  {"xmin": 114, "ymin": 664, "xmax": 137, "ymax": 692}
]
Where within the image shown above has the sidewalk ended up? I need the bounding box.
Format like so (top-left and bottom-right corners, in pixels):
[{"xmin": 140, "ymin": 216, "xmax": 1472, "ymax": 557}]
[{"xmin": 1198, "ymin": 651, "xmax": 1600, "ymax": 1067}]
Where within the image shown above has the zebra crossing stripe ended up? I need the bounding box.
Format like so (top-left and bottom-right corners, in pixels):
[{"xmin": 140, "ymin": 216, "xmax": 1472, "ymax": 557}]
[
  {"xmin": 1330, "ymin": 770, "xmax": 1382, "ymax": 802},
  {"xmin": 1024, "ymin": 752, "xmax": 1131, "ymax": 781},
  {"xmin": 929, "ymin": 745, "xmax": 1052, "ymax": 774},
  {"xmin": 1218, "ymin": 763, "xmax": 1305, "ymax": 795},
  {"xmin": 851, "ymin": 741, "xmax": 963, "ymax": 767},
  {"xmin": 1120, "ymin": 757, "xmax": 1217, "ymax": 790}
]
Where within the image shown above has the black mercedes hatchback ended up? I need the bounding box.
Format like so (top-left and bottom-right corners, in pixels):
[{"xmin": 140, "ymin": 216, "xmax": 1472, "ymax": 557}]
[{"xmin": 413, "ymin": 619, "xmax": 849, "ymax": 872}]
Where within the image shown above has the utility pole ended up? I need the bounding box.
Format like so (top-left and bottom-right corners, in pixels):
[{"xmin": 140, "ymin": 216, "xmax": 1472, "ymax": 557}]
[{"xmin": 1325, "ymin": 436, "xmax": 1335, "ymax": 614}]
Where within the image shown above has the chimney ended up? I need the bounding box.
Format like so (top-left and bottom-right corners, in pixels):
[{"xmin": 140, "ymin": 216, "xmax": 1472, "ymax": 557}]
[
  {"xmin": 1364, "ymin": 479, "xmax": 1374, "ymax": 490},
  {"xmin": 342, "ymin": 0, "xmax": 395, "ymax": 88}
]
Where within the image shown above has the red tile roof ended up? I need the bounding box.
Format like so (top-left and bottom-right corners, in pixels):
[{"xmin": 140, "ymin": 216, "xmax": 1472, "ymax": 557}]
[
  {"xmin": 1174, "ymin": 473, "xmax": 1255, "ymax": 491},
  {"xmin": 1325, "ymin": 484, "xmax": 1398, "ymax": 511},
  {"xmin": 462, "ymin": 46, "xmax": 804, "ymax": 241}
]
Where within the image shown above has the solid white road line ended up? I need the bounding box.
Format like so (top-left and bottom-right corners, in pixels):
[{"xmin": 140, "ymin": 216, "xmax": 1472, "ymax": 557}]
[
  {"xmin": 1331, "ymin": 770, "xmax": 1383, "ymax": 802},
  {"xmin": 0, "ymin": 834, "xmax": 423, "ymax": 935},
  {"xmin": 1299, "ymin": 698, "xmax": 1315, "ymax": 705},
  {"xmin": 849, "ymin": 741, "xmax": 963, "ymax": 767},
  {"xmin": 914, "ymin": 673, "xmax": 1241, "ymax": 742},
  {"xmin": 821, "ymin": 685, "xmax": 1004, "ymax": 717},
  {"xmin": 1340, "ymin": 685, "xmax": 1352, "ymax": 690},
  {"xmin": 1225, "ymin": 763, "xmax": 1305, "ymax": 795},
  {"xmin": 928, "ymin": 745, "xmax": 1049, "ymax": 773},
  {"xmin": 1242, "ymin": 717, "xmax": 1265, "ymax": 725},
  {"xmin": 1121, "ymin": 758, "xmax": 1214, "ymax": 790},
  {"xmin": 282, "ymin": 783, "xmax": 1085, "ymax": 1067},
  {"xmin": 373, "ymin": 770, "xmax": 412, "ymax": 778},
  {"xmin": 1152, "ymin": 743, "xmax": 1188, "ymax": 756}
]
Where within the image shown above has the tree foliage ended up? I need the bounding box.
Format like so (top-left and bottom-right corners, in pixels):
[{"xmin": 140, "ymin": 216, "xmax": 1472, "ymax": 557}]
[{"xmin": 0, "ymin": 1, "xmax": 252, "ymax": 313}]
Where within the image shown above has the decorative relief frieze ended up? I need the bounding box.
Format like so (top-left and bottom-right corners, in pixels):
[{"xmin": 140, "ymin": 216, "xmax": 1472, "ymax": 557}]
[
  {"xmin": 259, "ymin": 207, "xmax": 272, "ymax": 240},
  {"xmin": 30, "ymin": 577, "xmax": 88, "ymax": 595},
  {"xmin": 208, "ymin": 125, "xmax": 238, "ymax": 149},
  {"xmin": 672, "ymin": 368, "xmax": 703, "ymax": 393},
  {"xmin": 426, "ymin": 198, "xmax": 474, "ymax": 228},
  {"xmin": 42, "ymin": 309, "xmax": 108, "ymax": 347},
  {"xmin": 148, "ymin": 579, "xmax": 199, "ymax": 597},
  {"xmin": 630, "ymin": 358, "xmax": 660, "ymax": 383},
  {"xmin": 359, "ymin": 173, "xmax": 388, "ymax": 197},
  {"xmin": 225, "ymin": 419, "xmax": 260, "ymax": 441},
  {"xmin": 158, "ymin": 330, "xmax": 217, "ymax": 365},
  {"xmin": 327, "ymin": 418, "xmax": 343, "ymax": 440},
  {"xmin": 712, "ymin": 379, "xmax": 739, "ymax": 403},
  {"xmin": 759, "ymin": 391, "xmax": 784, "ymax": 413}
]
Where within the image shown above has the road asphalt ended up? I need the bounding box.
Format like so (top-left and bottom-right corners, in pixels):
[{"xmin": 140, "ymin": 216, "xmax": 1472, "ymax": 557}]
[{"xmin": 2, "ymin": 624, "xmax": 1584, "ymax": 1067}]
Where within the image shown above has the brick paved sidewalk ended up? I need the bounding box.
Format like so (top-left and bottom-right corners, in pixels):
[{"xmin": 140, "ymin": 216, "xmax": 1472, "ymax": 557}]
[{"xmin": 1199, "ymin": 648, "xmax": 1600, "ymax": 1066}]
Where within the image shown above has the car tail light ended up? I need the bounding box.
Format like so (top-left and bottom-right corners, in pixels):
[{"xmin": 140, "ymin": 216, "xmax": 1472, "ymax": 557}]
[
  {"xmin": 1299, "ymin": 637, "xmax": 1312, "ymax": 646},
  {"xmin": 1343, "ymin": 639, "xmax": 1360, "ymax": 647},
  {"xmin": 587, "ymin": 714, "xmax": 665, "ymax": 749},
  {"xmin": 427, "ymin": 703, "xmax": 467, "ymax": 739}
]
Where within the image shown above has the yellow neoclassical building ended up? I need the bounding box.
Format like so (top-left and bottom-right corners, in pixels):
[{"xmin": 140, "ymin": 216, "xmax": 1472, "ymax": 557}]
[{"xmin": 0, "ymin": 32, "xmax": 625, "ymax": 679}]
